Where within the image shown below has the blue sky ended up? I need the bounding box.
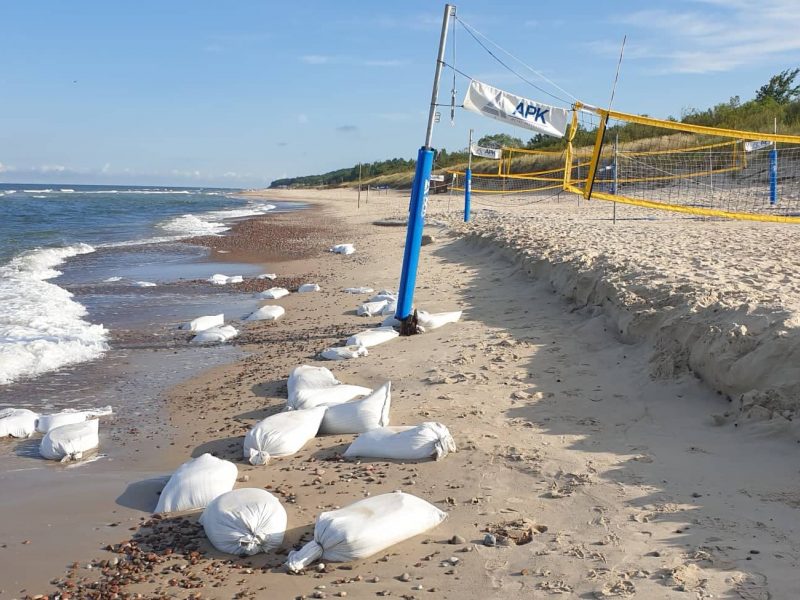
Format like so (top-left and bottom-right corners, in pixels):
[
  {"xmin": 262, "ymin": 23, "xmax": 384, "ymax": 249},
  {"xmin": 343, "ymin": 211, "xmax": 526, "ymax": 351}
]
[{"xmin": 1, "ymin": 0, "xmax": 799, "ymax": 187}]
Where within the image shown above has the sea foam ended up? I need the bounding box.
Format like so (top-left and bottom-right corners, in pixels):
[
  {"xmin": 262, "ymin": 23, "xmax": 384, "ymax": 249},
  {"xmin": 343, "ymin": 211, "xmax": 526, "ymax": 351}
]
[{"xmin": 0, "ymin": 243, "xmax": 108, "ymax": 385}]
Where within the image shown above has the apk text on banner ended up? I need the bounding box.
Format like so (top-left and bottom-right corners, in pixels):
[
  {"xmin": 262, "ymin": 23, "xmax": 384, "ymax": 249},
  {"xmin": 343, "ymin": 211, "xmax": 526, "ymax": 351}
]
[
  {"xmin": 470, "ymin": 144, "xmax": 502, "ymax": 159},
  {"xmin": 462, "ymin": 79, "xmax": 569, "ymax": 138}
]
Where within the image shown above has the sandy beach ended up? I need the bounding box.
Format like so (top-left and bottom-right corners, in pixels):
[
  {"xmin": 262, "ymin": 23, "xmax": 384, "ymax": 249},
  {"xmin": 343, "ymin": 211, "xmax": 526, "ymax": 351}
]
[{"xmin": 2, "ymin": 188, "xmax": 799, "ymax": 599}]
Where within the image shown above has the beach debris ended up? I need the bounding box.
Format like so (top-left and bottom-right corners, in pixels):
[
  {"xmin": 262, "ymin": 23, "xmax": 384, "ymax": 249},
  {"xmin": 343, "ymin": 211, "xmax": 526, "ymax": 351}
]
[
  {"xmin": 244, "ymin": 406, "xmax": 327, "ymax": 465},
  {"xmin": 257, "ymin": 273, "xmax": 278, "ymax": 280},
  {"xmin": 178, "ymin": 314, "xmax": 224, "ymax": 332},
  {"xmin": 421, "ymin": 234, "xmax": 436, "ymax": 246},
  {"xmin": 369, "ymin": 290, "xmax": 397, "ymax": 302},
  {"xmin": 133, "ymin": 280, "xmax": 157, "ymax": 287},
  {"xmin": 357, "ymin": 300, "xmax": 389, "ymax": 317},
  {"xmin": 483, "ymin": 519, "xmax": 547, "ymax": 546},
  {"xmin": 207, "ymin": 273, "xmax": 242, "ymax": 285},
  {"xmin": 190, "ymin": 324, "xmax": 238, "ymax": 344},
  {"xmin": 254, "ymin": 287, "xmax": 290, "ymax": 299},
  {"xmin": 346, "ymin": 326, "xmax": 399, "ymax": 348},
  {"xmin": 285, "ymin": 492, "xmax": 447, "ymax": 572},
  {"xmin": 330, "ymin": 244, "xmax": 356, "ymax": 255},
  {"xmin": 343, "ymin": 422, "xmax": 456, "ymax": 461},
  {"xmin": 155, "ymin": 453, "xmax": 238, "ymax": 513},
  {"xmin": 39, "ymin": 419, "xmax": 100, "ymax": 462},
  {"xmin": 320, "ymin": 345, "xmax": 369, "ymax": 361},
  {"xmin": 245, "ymin": 305, "xmax": 285, "ymax": 322},
  {"xmin": 417, "ymin": 310, "xmax": 462, "ymax": 332},
  {"xmin": 483, "ymin": 534, "xmax": 497, "ymax": 547},
  {"xmin": 298, "ymin": 283, "xmax": 321, "ymax": 293},
  {"xmin": 199, "ymin": 488, "xmax": 287, "ymax": 556},
  {"xmin": 37, "ymin": 405, "xmax": 113, "ymax": 434},
  {"xmin": 0, "ymin": 408, "xmax": 39, "ymax": 438},
  {"xmin": 287, "ymin": 365, "xmax": 372, "ymax": 410},
  {"xmin": 343, "ymin": 286, "xmax": 374, "ymax": 294},
  {"xmin": 449, "ymin": 535, "xmax": 466, "ymax": 545},
  {"xmin": 319, "ymin": 382, "xmax": 391, "ymax": 435},
  {"xmin": 381, "ymin": 315, "xmax": 401, "ymax": 328},
  {"xmin": 103, "ymin": 276, "xmax": 123, "ymax": 282}
]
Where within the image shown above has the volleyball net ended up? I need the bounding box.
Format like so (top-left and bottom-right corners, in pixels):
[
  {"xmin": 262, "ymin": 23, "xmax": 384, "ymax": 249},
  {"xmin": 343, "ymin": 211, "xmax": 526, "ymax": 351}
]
[{"xmin": 447, "ymin": 106, "xmax": 800, "ymax": 223}]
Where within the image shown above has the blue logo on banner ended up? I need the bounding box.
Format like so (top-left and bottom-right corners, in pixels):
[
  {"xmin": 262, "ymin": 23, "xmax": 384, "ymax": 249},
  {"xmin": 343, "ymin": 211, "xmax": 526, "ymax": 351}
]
[{"xmin": 514, "ymin": 101, "xmax": 549, "ymax": 123}]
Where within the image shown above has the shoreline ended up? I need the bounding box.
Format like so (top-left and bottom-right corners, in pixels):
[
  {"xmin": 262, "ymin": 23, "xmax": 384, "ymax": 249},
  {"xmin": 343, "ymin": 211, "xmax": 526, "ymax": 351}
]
[{"xmin": 3, "ymin": 188, "xmax": 799, "ymax": 598}]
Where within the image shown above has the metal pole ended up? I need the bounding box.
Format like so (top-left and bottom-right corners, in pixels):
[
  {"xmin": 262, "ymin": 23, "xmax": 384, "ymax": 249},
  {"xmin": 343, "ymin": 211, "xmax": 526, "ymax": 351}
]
[
  {"xmin": 612, "ymin": 133, "xmax": 618, "ymax": 224},
  {"xmin": 358, "ymin": 163, "xmax": 362, "ymax": 209},
  {"xmin": 395, "ymin": 3, "xmax": 454, "ymax": 329},
  {"xmin": 464, "ymin": 128, "xmax": 473, "ymax": 222},
  {"xmin": 770, "ymin": 117, "xmax": 778, "ymax": 205}
]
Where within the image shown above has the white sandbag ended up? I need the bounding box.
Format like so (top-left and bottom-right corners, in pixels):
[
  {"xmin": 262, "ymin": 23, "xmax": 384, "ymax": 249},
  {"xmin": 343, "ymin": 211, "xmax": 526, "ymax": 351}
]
[
  {"xmin": 39, "ymin": 419, "xmax": 100, "ymax": 462},
  {"xmin": 200, "ymin": 488, "xmax": 287, "ymax": 556},
  {"xmin": 287, "ymin": 365, "xmax": 372, "ymax": 410},
  {"xmin": 298, "ymin": 283, "xmax": 321, "ymax": 293},
  {"xmin": 319, "ymin": 382, "xmax": 391, "ymax": 435},
  {"xmin": 346, "ymin": 326, "xmax": 399, "ymax": 348},
  {"xmin": 368, "ymin": 292, "xmax": 396, "ymax": 303},
  {"xmin": 344, "ymin": 422, "xmax": 456, "ymax": 461},
  {"xmin": 343, "ymin": 287, "xmax": 374, "ymax": 294},
  {"xmin": 380, "ymin": 301, "xmax": 398, "ymax": 317},
  {"xmin": 155, "ymin": 453, "xmax": 238, "ymax": 513},
  {"xmin": 245, "ymin": 305, "xmax": 285, "ymax": 322},
  {"xmin": 227, "ymin": 275, "xmax": 243, "ymax": 284},
  {"xmin": 133, "ymin": 281, "xmax": 157, "ymax": 287},
  {"xmin": 257, "ymin": 273, "xmax": 277, "ymax": 280},
  {"xmin": 330, "ymin": 244, "xmax": 355, "ymax": 255},
  {"xmin": 37, "ymin": 405, "xmax": 113, "ymax": 434},
  {"xmin": 418, "ymin": 310, "xmax": 462, "ymax": 331},
  {"xmin": 381, "ymin": 315, "xmax": 400, "ymax": 328},
  {"xmin": 255, "ymin": 287, "xmax": 289, "ymax": 300},
  {"xmin": 243, "ymin": 406, "xmax": 326, "ymax": 465},
  {"xmin": 356, "ymin": 300, "xmax": 388, "ymax": 317},
  {"xmin": 179, "ymin": 314, "xmax": 224, "ymax": 332},
  {"xmin": 0, "ymin": 408, "xmax": 39, "ymax": 438},
  {"xmin": 208, "ymin": 273, "xmax": 230, "ymax": 285},
  {"xmin": 190, "ymin": 325, "xmax": 238, "ymax": 344},
  {"xmin": 286, "ymin": 492, "xmax": 447, "ymax": 571},
  {"xmin": 319, "ymin": 345, "xmax": 369, "ymax": 361}
]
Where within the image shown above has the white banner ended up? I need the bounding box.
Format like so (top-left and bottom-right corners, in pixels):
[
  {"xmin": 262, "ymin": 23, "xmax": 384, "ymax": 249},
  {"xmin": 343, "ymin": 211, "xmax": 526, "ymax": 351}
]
[
  {"xmin": 463, "ymin": 80, "xmax": 570, "ymax": 138},
  {"xmin": 744, "ymin": 140, "xmax": 772, "ymax": 152},
  {"xmin": 470, "ymin": 144, "xmax": 502, "ymax": 160}
]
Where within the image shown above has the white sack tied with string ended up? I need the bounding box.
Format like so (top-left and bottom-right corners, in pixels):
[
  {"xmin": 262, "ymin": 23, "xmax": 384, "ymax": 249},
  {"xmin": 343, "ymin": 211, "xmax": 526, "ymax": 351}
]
[
  {"xmin": 287, "ymin": 365, "xmax": 372, "ymax": 410},
  {"xmin": 343, "ymin": 422, "xmax": 456, "ymax": 461},
  {"xmin": 243, "ymin": 406, "xmax": 327, "ymax": 465},
  {"xmin": 155, "ymin": 453, "xmax": 238, "ymax": 514},
  {"xmin": 346, "ymin": 327, "xmax": 399, "ymax": 348},
  {"xmin": 286, "ymin": 491, "xmax": 447, "ymax": 572},
  {"xmin": 417, "ymin": 310, "xmax": 462, "ymax": 331},
  {"xmin": 255, "ymin": 287, "xmax": 290, "ymax": 300},
  {"xmin": 37, "ymin": 406, "xmax": 113, "ymax": 434},
  {"xmin": 319, "ymin": 382, "xmax": 391, "ymax": 435},
  {"xmin": 329, "ymin": 244, "xmax": 355, "ymax": 255},
  {"xmin": 179, "ymin": 314, "xmax": 224, "ymax": 332},
  {"xmin": 39, "ymin": 419, "xmax": 100, "ymax": 462},
  {"xmin": 319, "ymin": 345, "xmax": 369, "ymax": 361},
  {"xmin": 200, "ymin": 488, "xmax": 287, "ymax": 556},
  {"xmin": 0, "ymin": 408, "xmax": 39, "ymax": 438},
  {"xmin": 190, "ymin": 325, "xmax": 238, "ymax": 344},
  {"xmin": 245, "ymin": 305, "xmax": 285, "ymax": 322}
]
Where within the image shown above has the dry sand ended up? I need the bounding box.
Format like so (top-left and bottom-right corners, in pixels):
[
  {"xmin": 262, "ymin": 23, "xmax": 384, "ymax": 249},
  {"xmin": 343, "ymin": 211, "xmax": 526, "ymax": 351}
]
[{"xmin": 3, "ymin": 188, "xmax": 799, "ymax": 599}]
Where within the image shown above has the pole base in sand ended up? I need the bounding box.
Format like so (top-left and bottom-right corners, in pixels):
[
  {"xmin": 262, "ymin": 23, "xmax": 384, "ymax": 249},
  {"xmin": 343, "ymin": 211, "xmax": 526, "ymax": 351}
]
[{"xmin": 399, "ymin": 310, "xmax": 420, "ymax": 336}]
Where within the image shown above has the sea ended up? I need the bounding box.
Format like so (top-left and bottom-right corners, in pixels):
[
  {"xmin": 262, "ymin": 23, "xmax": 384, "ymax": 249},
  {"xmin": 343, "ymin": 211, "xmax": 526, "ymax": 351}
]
[{"xmin": 0, "ymin": 183, "xmax": 293, "ymax": 393}]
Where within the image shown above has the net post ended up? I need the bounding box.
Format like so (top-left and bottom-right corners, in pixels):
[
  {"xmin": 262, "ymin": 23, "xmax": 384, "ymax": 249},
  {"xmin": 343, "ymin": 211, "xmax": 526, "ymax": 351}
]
[
  {"xmin": 584, "ymin": 110, "xmax": 608, "ymax": 200},
  {"xmin": 770, "ymin": 146, "xmax": 778, "ymax": 205},
  {"xmin": 464, "ymin": 168, "xmax": 472, "ymax": 221},
  {"xmin": 395, "ymin": 147, "xmax": 434, "ymax": 322}
]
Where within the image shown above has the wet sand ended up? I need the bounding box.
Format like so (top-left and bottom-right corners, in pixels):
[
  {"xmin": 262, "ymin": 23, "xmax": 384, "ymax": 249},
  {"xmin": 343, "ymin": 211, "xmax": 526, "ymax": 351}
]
[{"xmin": 3, "ymin": 189, "xmax": 799, "ymax": 599}]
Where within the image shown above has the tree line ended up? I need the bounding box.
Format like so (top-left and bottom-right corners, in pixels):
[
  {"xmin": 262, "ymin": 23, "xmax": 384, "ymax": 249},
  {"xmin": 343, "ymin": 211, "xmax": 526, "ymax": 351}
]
[{"xmin": 269, "ymin": 69, "xmax": 800, "ymax": 188}]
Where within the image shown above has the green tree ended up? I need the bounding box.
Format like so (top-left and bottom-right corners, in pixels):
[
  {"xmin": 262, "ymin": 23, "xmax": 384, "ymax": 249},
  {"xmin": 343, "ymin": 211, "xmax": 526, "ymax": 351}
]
[
  {"xmin": 755, "ymin": 68, "xmax": 800, "ymax": 104},
  {"xmin": 478, "ymin": 133, "xmax": 523, "ymax": 149}
]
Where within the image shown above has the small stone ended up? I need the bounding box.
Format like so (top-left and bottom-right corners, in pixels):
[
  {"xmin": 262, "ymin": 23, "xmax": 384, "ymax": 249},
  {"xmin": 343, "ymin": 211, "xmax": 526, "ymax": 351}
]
[
  {"xmin": 691, "ymin": 492, "xmax": 702, "ymax": 498},
  {"xmin": 238, "ymin": 475, "xmax": 250, "ymax": 483},
  {"xmin": 412, "ymin": 585, "xmax": 424, "ymax": 590},
  {"xmin": 399, "ymin": 573, "xmax": 411, "ymax": 582},
  {"xmin": 317, "ymin": 563, "xmax": 326, "ymax": 572},
  {"xmin": 371, "ymin": 576, "xmax": 381, "ymax": 583},
  {"xmin": 449, "ymin": 535, "xmax": 466, "ymax": 545},
  {"xmin": 377, "ymin": 591, "xmax": 391, "ymax": 597},
  {"xmin": 312, "ymin": 593, "xmax": 326, "ymax": 599},
  {"xmin": 336, "ymin": 593, "xmax": 347, "ymax": 598},
  {"xmin": 483, "ymin": 534, "xmax": 497, "ymax": 547},
  {"xmin": 421, "ymin": 234, "xmax": 436, "ymax": 246},
  {"xmin": 448, "ymin": 557, "xmax": 460, "ymax": 566}
]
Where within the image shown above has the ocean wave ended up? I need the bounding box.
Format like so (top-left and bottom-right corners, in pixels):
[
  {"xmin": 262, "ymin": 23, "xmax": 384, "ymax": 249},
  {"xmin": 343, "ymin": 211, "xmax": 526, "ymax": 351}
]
[
  {"xmin": 159, "ymin": 213, "xmax": 229, "ymax": 236},
  {"xmin": 0, "ymin": 243, "xmax": 109, "ymax": 385}
]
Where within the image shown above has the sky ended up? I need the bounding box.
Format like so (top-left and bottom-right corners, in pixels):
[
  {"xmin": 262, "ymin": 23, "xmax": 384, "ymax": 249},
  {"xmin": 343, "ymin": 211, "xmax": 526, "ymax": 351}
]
[{"xmin": 1, "ymin": 0, "xmax": 800, "ymax": 188}]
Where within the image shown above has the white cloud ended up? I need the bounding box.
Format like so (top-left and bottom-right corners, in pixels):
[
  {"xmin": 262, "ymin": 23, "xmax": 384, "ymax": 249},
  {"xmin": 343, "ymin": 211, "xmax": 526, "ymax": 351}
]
[
  {"xmin": 362, "ymin": 59, "xmax": 407, "ymax": 68},
  {"xmin": 297, "ymin": 113, "xmax": 309, "ymax": 124},
  {"xmin": 39, "ymin": 165, "xmax": 66, "ymax": 173},
  {"xmin": 300, "ymin": 54, "xmax": 333, "ymax": 65},
  {"xmin": 610, "ymin": 1, "xmax": 800, "ymax": 74},
  {"xmin": 101, "ymin": 163, "xmax": 111, "ymax": 173},
  {"xmin": 0, "ymin": 162, "xmax": 10, "ymax": 173}
]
